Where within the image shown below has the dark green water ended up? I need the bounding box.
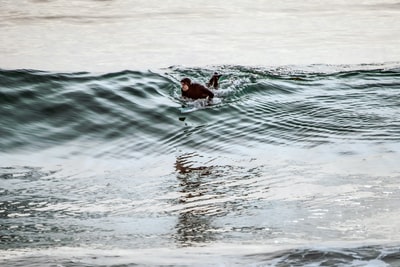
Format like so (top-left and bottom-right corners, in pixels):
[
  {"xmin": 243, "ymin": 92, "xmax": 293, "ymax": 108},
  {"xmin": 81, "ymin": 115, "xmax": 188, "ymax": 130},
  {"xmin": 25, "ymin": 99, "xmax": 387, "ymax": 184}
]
[{"xmin": 1, "ymin": 65, "xmax": 400, "ymax": 266}]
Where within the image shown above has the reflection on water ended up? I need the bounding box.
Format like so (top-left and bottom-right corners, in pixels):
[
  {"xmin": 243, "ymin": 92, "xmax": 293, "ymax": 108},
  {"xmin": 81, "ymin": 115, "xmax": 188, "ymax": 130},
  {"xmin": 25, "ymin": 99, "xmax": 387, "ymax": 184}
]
[
  {"xmin": 172, "ymin": 152, "xmax": 273, "ymax": 247},
  {"xmin": 1, "ymin": 63, "xmax": 400, "ymax": 265},
  {"xmin": 175, "ymin": 153, "xmax": 212, "ymax": 175},
  {"xmin": 174, "ymin": 153, "xmax": 216, "ymax": 246}
]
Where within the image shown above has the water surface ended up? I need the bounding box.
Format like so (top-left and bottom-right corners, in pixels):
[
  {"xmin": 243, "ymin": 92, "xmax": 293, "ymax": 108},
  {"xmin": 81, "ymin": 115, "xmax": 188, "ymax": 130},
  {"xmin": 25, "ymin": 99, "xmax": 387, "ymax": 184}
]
[
  {"xmin": 1, "ymin": 65, "xmax": 400, "ymax": 266},
  {"xmin": 2, "ymin": 0, "xmax": 400, "ymax": 266},
  {"xmin": 0, "ymin": 0, "xmax": 399, "ymax": 71}
]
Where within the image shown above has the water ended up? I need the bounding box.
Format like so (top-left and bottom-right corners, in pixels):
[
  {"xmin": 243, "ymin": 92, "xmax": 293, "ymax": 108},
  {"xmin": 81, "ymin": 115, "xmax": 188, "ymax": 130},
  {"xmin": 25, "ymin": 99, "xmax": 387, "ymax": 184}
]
[
  {"xmin": 1, "ymin": 1, "xmax": 400, "ymax": 266},
  {"xmin": 1, "ymin": 0, "xmax": 400, "ymax": 71},
  {"xmin": 1, "ymin": 65, "xmax": 400, "ymax": 266}
]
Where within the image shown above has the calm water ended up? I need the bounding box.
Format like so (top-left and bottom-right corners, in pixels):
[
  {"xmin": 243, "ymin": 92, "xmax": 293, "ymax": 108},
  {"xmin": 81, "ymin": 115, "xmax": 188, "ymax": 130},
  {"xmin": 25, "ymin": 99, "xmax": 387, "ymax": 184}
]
[
  {"xmin": 1, "ymin": 1, "xmax": 400, "ymax": 266},
  {"xmin": 1, "ymin": 0, "xmax": 400, "ymax": 71}
]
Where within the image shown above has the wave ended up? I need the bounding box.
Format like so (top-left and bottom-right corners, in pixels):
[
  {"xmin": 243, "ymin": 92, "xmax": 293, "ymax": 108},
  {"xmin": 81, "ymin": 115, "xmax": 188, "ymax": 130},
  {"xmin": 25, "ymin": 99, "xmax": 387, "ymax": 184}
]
[
  {"xmin": 247, "ymin": 244, "xmax": 400, "ymax": 266},
  {"xmin": 1, "ymin": 64, "xmax": 400, "ymax": 158},
  {"xmin": 1, "ymin": 244, "xmax": 399, "ymax": 266}
]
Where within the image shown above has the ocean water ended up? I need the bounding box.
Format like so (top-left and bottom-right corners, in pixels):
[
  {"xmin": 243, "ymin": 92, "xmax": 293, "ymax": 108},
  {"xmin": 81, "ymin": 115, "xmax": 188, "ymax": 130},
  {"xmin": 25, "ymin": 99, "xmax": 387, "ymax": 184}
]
[
  {"xmin": 1, "ymin": 1, "xmax": 400, "ymax": 267},
  {"xmin": 2, "ymin": 65, "xmax": 400, "ymax": 266},
  {"xmin": 1, "ymin": 0, "xmax": 400, "ymax": 71}
]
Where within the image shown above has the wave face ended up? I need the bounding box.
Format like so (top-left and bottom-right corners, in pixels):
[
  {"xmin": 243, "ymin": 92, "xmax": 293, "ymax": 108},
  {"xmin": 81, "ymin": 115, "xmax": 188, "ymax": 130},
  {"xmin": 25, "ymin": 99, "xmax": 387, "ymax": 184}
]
[
  {"xmin": 1, "ymin": 64, "xmax": 400, "ymax": 266},
  {"xmin": 1, "ymin": 65, "xmax": 400, "ymax": 157}
]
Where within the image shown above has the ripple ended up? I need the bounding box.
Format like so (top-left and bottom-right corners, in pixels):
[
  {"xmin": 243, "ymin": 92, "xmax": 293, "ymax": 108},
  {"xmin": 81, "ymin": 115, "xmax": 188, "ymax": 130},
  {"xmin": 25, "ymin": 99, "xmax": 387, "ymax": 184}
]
[{"xmin": 2, "ymin": 66, "xmax": 400, "ymax": 157}]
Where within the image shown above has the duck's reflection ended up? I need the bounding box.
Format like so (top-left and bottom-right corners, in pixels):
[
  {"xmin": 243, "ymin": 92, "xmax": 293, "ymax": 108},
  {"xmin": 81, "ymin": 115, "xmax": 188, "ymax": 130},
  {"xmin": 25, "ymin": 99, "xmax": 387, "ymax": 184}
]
[{"xmin": 173, "ymin": 153, "xmax": 217, "ymax": 246}]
